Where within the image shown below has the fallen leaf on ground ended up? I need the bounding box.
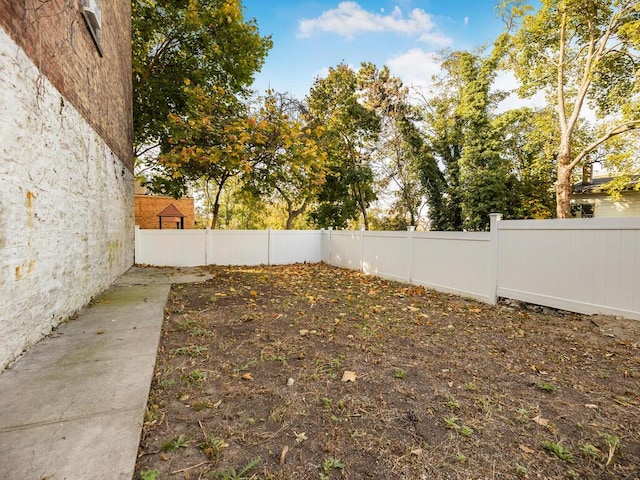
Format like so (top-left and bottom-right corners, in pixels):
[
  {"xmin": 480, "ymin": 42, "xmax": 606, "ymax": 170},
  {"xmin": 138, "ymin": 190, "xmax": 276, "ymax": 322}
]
[
  {"xmin": 341, "ymin": 371, "xmax": 357, "ymax": 382},
  {"xmin": 241, "ymin": 372, "xmax": 254, "ymax": 381},
  {"xmin": 532, "ymin": 415, "xmax": 549, "ymax": 427},
  {"xmin": 519, "ymin": 444, "xmax": 535, "ymax": 454}
]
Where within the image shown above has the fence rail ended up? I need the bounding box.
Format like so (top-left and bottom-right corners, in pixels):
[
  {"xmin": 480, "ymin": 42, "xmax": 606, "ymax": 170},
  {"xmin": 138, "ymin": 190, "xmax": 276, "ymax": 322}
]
[{"xmin": 134, "ymin": 216, "xmax": 640, "ymax": 320}]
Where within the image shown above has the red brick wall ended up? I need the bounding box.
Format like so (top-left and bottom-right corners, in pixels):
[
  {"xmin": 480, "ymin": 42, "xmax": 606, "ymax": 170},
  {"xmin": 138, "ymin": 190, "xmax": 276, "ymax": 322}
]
[
  {"xmin": 0, "ymin": 0, "xmax": 133, "ymax": 170},
  {"xmin": 134, "ymin": 196, "xmax": 196, "ymax": 229}
]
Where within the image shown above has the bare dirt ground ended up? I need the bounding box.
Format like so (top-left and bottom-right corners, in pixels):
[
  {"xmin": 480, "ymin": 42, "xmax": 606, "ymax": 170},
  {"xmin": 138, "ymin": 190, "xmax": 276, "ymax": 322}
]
[{"xmin": 135, "ymin": 263, "xmax": 639, "ymax": 480}]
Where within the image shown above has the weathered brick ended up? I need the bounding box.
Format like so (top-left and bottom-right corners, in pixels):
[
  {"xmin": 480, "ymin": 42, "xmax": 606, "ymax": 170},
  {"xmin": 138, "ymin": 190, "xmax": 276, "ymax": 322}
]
[{"xmin": 0, "ymin": 0, "xmax": 133, "ymax": 169}]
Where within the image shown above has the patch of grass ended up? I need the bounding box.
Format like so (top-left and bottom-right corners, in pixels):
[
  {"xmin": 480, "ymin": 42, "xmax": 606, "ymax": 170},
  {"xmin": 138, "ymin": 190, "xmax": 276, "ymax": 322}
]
[
  {"xmin": 157, "ymin": 378, "xmax": 175, "ymax": 389},
  {"xmin": 443, "ymin": 416, "xmax": 460, "ymax": 429},
  {"xmin": 181, "ymin": 368, "xmax": 207, "ymax": 386},
  {"xmin": 598, "ymin": 431, "xmax": 621, "ymax": 466},
  {"xmin": 140, "ymin": 470, "xmax": 160, "ymax": 480},
  {"xmin": 393, "ymin": 368, "xmax": 408, "ymax": 379},
  {"xmin": 514, "ymin": 464, "xmax": 528, "ymax": 477},
  {"xmin": 175, "ymin": 345, "xmax": 208, "ymax": 357},
  {"xmin": 536, "ymin": 381, "xmax": 557, "ymax": 393},
  {"xmin": 579, "ymin": 442, "xmax": 601, "ymax": 459},
  {"xmin": 320, "ymin": 457, "xmax": 345, "ymax": 479},
  {"xmin": 208, "ymin": 456, "xmax": 261, "ymax": 480},
  {"xmin": 542, "ymin": 440, "xmax": 574, "ymax": 462},
  {"xmin": 161, "ymin": 433, "xmax": 189, "ymax": 452},
  {"xmin": 460, "ymin": 425, "xmax": 474, "ymax": 437},
  {"xmin": 446, "ymin": 397, "xmax": 461, "ymax": 410},
  {"xmin": 455, "ymin": 452, "xmax": 467, "ymax": 463},
  {"xmin": 199, "ymin": 435, "xmax": 229, "ymax": 461}
]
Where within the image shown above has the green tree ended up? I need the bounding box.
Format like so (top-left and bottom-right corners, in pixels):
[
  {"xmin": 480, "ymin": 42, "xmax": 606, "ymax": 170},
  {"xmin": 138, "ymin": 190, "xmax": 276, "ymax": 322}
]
[
  {"xmin": 422, "ymin": 37, "xmax": 514, "ymax": 231},
  {"xmin": 306, "ymin": 64, "xmax": 380, "ymax": 229},
  {"xmin": 246, "ymin": 93, "xmax": 327, "ymax": 229},
  {"xmin": 360, "ymin": 64, "xmax": 428, "ymax": 229},
  {"xmin": 508, "ymin": 0, "xmax": 640, "ymax": 217},
  {"xmin": 456, "ymin": 36, "xmax": 516, "ymax": 230},
  {"xmin": 132, "ymin": 0, "xmax": 272, "ymax": 157},
  {"xmin": 493, "ymin": 107, "xmax": 558, "ymax": 218}
]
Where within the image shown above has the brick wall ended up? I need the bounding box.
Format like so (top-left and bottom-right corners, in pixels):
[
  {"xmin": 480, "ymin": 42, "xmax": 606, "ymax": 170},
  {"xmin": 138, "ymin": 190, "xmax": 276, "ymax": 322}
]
[
  {"xmin": 135, "ymin": 196, "xmax": 196, "ymax": 229},
  {"xmin": 0, "ymin": 0, "xmax": 133, "ymax": 170}
]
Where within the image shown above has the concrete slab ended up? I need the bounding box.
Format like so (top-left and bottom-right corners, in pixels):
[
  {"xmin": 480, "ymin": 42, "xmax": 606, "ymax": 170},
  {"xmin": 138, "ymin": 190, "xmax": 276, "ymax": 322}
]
[{"xmin": 0, "ymin": 266, "xmax": 214, "ymax": 480}]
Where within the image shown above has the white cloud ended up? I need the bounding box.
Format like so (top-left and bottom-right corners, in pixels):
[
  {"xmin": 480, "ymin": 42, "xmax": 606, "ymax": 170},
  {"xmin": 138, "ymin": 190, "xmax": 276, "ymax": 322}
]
[
  {"xmin": 387, "ymin": 48, "xmax": 443, "ymax": 96},
  {"xmin": 464, "ymin": 16, "xmax": 469, "ymax": 26},
  {"xmin": 298, "ymin": 1, "xmax": 451, "ymax": 47},
  {"xmin": 492, "ymin": 70, "xmax": 546, "ymax": 113}
]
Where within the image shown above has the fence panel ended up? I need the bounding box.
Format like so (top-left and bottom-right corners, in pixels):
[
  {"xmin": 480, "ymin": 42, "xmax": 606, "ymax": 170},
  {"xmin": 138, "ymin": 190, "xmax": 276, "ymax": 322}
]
[
  {"xmin": 497, "ymin": 218, "xmax": 640, "ymax": 319},
  {"xmin": 361, "ymin": 231, "xmax": 411, "ymax": 283},
  {"xmin": 135, "ymin": 228, "xmax": 206, "ymax": 266},
  {"xmin": 207, "ymin": 230, "xmax": 269, "ymax": 266},
  {"xmin": 411, "ymin": 232, "xmax": 492, "ymax": 302},
  {"xmin": 329, "ymin": 231, "xmax": 363, "ymax": 270},
  {"xmin": 270, "ymin": 230, "xmax": 324, "ymax": 264}
]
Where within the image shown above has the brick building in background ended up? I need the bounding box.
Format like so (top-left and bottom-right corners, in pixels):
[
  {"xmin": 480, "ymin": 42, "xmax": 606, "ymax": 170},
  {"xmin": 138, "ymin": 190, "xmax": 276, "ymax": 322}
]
[
  {"xmin": 0, "ymin": 0, "xmax": 134, "ymax": 370},
  {"xmin": 134, "ymin": 182, "xmax": 196, "ymax": 229}
]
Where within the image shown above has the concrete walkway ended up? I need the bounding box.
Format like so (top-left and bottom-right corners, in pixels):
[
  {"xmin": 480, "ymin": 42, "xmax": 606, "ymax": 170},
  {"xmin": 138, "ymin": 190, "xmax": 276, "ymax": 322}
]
[{"xmin": 0, "ymin": 266, "xmax": 214, "ymax": 480}]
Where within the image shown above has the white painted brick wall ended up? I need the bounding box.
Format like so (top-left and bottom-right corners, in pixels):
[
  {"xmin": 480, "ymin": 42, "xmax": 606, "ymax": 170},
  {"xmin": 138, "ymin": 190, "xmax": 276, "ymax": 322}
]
[{"xmin": 0, "ymin": 29, "xmax": 134, "ymax": 370}]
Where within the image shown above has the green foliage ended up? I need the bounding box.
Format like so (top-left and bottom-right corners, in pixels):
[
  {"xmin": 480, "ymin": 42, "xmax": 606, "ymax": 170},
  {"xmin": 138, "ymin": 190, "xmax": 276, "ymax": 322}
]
[
  {"xmin": 320, "ymin": 457, "xmax": 345, "ymax": 479},
  {"xmin": 209, "ymin": 456, "xmax": 261, "ymax": 480},
  {"xmin": 132, "ymin": 0, "xmax": 272, "ymax": 154},
  {"xmin": 508, "ymin": 0, "xmax": 640, "ymax": 217},
  {"xmin": 306, "ymin": 64, "xmax": 380, "ymax": 229},
  {"xmin": 140, "ymin": 470, "xmax": 159, "ymax": 480},
  {"xmin": 161, "ymin": 433, "xmax": 188, "ymax": 452},
  {"xmin": 542, "ymin": 440, "xmax": 574, "ymax": 462}
]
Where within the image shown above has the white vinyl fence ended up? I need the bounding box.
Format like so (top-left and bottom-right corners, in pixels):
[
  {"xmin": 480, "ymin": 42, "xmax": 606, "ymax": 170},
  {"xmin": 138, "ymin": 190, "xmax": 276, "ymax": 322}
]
[
  {"xmin": 134, "ymin": 215, "xmax": 640, "ymax": 320},
  {"xmin": 135, "ymin": 227, "xmax": 323, "ymax": 267}
]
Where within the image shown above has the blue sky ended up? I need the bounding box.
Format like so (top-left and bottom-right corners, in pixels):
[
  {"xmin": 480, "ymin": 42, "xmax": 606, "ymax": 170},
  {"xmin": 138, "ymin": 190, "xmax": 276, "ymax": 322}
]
[{"xmin": 242, "ymin": 0, "xmax": 513, "ymax": 99}]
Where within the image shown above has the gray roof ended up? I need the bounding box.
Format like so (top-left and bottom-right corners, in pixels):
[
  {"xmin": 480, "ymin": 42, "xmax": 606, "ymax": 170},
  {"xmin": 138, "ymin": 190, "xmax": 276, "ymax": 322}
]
[{"xmin": 572, "ymin": 175, "xmax": 640, "ymax": 194}]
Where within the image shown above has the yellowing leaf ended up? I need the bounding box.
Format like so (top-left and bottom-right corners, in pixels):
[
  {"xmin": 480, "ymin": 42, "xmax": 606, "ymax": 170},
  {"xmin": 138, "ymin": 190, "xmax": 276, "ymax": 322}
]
[
  {"xmin": 519, "ymin": 444, "xmax": 535, "ymax": 454},
  {"xmin": 532, "ymin": 415, "xmax": 549, "ymax": 427},
  {"xmin": 341, "ymin": 371, "xmax": 357, "ymax": 382},
  {"xmin": 241, "ymin": 372, "xmax": 254, "ymax": 381}
]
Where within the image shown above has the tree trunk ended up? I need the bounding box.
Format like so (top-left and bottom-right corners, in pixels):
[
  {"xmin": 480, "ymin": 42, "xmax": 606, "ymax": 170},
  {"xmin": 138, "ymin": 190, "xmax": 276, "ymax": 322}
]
[
  {"xmin": 285, "ymin": 197, "xmax": 309, "ymax": 230},
  {"xmin": 555, "ymin": 154, "xmax": 573, "ymax": 218},
  {"xmin": 210, "ymin": 187, "xmax": 223, "ymax": 229}
]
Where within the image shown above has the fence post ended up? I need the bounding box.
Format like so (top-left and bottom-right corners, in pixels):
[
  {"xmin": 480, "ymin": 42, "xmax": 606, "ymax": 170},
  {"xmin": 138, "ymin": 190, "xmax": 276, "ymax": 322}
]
[
  {"xmin": 407, "ymin": 226, "xmax": 415, "ymax": 284},
  {"xmin": 327, "ymin": 227, "xmax": 333, "ymax": 265},
  {"xmin": 360, "ymin": 227, "xmax": 365, "ymax": 273},
  {"xmin": 488, "ymin": 213, "xmax": 502, "ymax": 304},
  {"xmin": 268, "ymin": 227, "xmax": 273, "ymax": 266},
  {"xmin": 205, "ymin": 227, "xmax": 211, "ymax": 265}
]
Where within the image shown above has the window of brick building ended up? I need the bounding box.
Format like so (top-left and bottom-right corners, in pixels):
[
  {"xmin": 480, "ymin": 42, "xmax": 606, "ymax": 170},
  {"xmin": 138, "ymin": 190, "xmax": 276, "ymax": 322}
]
[{"xmin": 81, "ymin": 0, "xmax": 103, "ymax": 56}]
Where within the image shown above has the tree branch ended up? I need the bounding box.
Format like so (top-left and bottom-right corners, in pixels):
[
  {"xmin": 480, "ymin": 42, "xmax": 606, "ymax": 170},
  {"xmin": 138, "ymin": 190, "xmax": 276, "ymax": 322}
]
[{"xmin": 569, "ymin": 120, "xmax": 640, "ymax": 170}]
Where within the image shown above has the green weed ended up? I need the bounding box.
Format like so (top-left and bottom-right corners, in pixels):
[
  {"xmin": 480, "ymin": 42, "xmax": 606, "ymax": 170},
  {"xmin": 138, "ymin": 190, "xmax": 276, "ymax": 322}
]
[
  {"xmin": 161, "ymin": 433, "xmax": 189, "ymax": 452},
  {"xmin": 542, "ymin": 440, "xmax": 573, "ymax": 462},
  {"xmin": 536, "ymin": 381, "xmax": 557, "ymax": 393},
  {"xmin": 393, "ymin": 368, "xmax": 407, "ymax": 379},
  {"xmin": 140, "ymin": 470, "xmax": 160, "ymax": 480}
]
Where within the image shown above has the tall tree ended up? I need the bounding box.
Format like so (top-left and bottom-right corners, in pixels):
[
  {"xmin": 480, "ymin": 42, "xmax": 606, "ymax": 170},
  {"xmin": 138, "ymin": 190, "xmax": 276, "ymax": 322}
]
[
  {"xmin": 360, "ymin": 64, "xmax": 429, "ymax": 229},
  {"xmin": 245, "ymin": 93, "xmax": 327, "ymax": 230},
  {"xmin": 456, "ymin": 35, "xmax": 516, "ymax": 230},
  {"xmin": 508, "ymin": 0, "xmax": 640, "ymax": 217},
  {"xmin": 306, "ymin": 64, "xmax": 380, "ymax": 229},
  {"xmin": 422, "ymin": 37, "xmax": 515, "ymax": 231},
  {"xmin": 132, "ymin": 0, "xmax": 272, "ymax": 157}
]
